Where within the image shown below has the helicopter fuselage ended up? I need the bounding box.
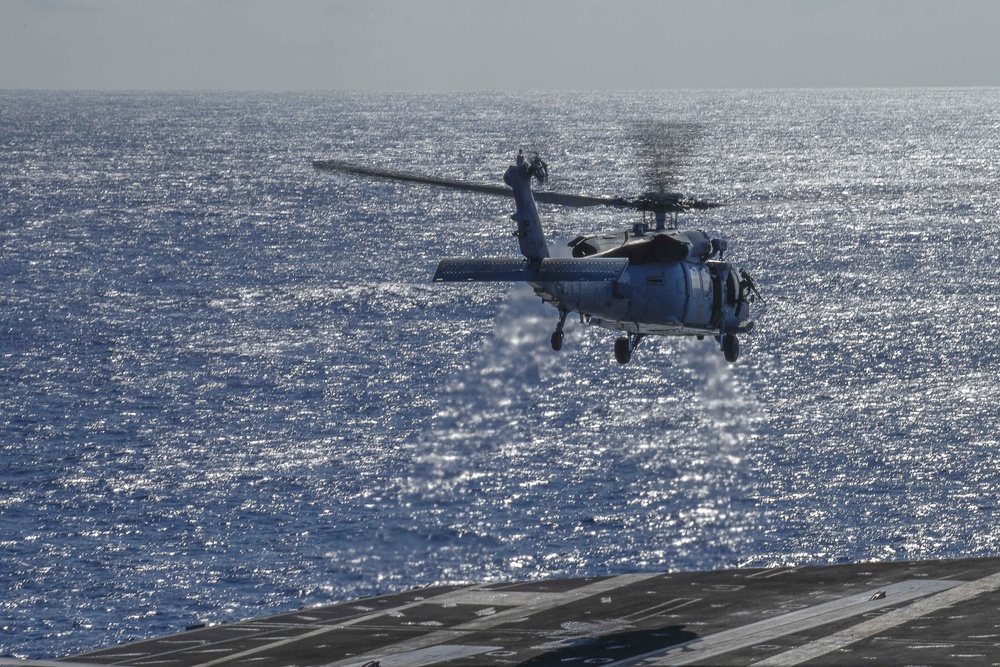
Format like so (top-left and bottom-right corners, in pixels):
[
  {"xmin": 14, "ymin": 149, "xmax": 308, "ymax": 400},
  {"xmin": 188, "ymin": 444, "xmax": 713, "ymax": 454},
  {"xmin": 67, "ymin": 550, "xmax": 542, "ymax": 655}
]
[
  {"xmin": 531, "ymin": 244, "xmax": 754, "ymax": 338},
  {"xmin": 431, "ymin": 158, "xmax": 758, "ymax": 363}
]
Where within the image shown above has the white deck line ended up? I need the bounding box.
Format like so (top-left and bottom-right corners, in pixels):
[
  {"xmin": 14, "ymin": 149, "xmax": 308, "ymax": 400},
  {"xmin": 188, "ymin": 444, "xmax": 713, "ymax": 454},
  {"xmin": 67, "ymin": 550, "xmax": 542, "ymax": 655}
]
[
  {"xmin": 622, "ymin": 578, "xmax": 962, "ymax": 666},
  {"xmin": 340, "ymin": 644, "xmax": 502, "ymax": 667},
  {"xmin": 321, "ymin": 573, "xmax": 662, "ymax": 667},
  {"xmin": 753, "ymin": 570, "xmax": 1000, "ymax": 666}
]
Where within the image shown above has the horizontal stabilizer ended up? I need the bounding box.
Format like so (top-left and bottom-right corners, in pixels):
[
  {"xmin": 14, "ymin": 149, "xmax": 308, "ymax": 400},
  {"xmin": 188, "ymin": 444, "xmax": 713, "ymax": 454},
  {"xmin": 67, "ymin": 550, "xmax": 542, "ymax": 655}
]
[{"xmin": 434, "ymin": 257, "xmax": 628, "ymax": 283}]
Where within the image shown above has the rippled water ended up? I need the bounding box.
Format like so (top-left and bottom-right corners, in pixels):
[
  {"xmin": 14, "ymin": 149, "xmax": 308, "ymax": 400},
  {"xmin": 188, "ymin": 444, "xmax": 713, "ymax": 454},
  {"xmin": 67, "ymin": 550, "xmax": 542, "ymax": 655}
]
[{"xmin": 2, "ymin": 89, "xmax": 999, "ymax": 658}]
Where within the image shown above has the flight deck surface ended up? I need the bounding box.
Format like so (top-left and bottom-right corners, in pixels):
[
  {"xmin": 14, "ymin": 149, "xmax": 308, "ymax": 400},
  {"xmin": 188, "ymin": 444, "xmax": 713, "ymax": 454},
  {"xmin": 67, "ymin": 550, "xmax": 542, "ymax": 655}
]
[{"xmin": 34, "ymin": 557, "xmax": 1000, "ymax": 666}]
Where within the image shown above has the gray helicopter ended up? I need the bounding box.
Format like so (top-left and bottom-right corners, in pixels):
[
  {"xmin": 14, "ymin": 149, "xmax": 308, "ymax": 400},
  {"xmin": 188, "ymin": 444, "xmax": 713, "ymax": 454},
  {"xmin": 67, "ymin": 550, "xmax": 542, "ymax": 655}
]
[{"xmin": 313, "ymin": 150, "xmax": 762, "ymax": 364}]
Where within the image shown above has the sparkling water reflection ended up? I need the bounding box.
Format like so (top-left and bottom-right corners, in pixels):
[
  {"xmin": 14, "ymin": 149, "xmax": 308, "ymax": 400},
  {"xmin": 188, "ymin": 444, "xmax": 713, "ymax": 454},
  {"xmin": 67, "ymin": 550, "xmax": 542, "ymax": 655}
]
[{"xmin": 1, "ymin": 89, "xmax": 999, "ymax": 658}]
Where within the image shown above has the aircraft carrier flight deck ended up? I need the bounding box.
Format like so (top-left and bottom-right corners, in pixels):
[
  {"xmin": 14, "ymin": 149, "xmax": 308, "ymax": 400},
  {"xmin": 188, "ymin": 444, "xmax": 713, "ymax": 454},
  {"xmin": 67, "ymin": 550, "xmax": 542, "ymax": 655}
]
[{"xmin": 13, "ymin": 557, "xmax": 1000, "ymax": 667}]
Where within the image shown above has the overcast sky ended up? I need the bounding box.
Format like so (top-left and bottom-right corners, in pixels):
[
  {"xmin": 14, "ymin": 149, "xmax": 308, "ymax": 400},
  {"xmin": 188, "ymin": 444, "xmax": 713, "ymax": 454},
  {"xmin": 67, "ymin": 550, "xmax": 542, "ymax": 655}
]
[{"xmin": 2, "ymin": 0, "xmax": 999, "ymax": 90}]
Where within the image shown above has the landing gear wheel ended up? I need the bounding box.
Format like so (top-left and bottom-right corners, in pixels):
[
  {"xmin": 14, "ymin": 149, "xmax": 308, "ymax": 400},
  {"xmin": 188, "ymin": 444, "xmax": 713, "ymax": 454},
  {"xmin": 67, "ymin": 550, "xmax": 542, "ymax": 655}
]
[
  {"xmin": 614, "ymin": 336, "xmax": 631, "ymax": 365},
  {"xmin": 722, "ymin": 334, "xmax": 740, "ymax": 363},
  {"xmin": 550, "ymin": 330, "xmax": 564, "ymax": 352},
  {"xmin": 614, "ymin": 333, "xmax": 644, "ymax": 365},
  {"xmin": 551, "ymin": 310, "xmax": 569, "ymax": 352}
]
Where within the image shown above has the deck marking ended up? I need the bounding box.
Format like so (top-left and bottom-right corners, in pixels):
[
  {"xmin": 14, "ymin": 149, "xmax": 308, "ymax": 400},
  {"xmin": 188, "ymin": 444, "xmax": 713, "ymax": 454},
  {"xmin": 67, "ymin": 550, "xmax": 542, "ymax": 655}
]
[
  {"xmin": 752, "ymin": 570, "xmax": 1000, "ymax": 666},
  {"xmin": 623, "ymin": 598, "xmax": 701, "ymax": 624},
  {"xmin": 429, "ymin": 590, "xmax": 563, "ymax": 607},
  {"xmin": 2, "ymin": 662, "xmax": 122, "ymax": 667},
  {"xmin": 456, "ymin": 573, "xmax": 662, "ymax": 632},
  {"xmin": 322, "ymin": 573, "xmax": 662, "ymax": 667},
  {"xmin": 341, "ymin": 644, "xmax": 501, "ymax": 667},
  {"xmin": 762, "ymin": 568, "xmax": 799, "ymax": 579},
  {"xmin": 186, "ymin": 627, "xmax": 337, "ymax": 667},
  {"xmin": 620, "ymin": 578, "xmax": 962, "ymax": 666},
  {"xmin": 745, "ymin": 568, "xmax": 793, "ymax": 579},
  {"xmin": 71, "ymin": 625, "xmax": 290, "ymax": 665},
  {"xmin": 176, "ymin": 590, "xmax": 471, "ymax": 667}
]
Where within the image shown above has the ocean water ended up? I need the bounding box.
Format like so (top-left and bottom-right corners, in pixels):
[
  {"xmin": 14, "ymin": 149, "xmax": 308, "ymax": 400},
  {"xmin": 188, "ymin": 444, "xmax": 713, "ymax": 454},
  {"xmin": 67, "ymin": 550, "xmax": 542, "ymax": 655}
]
[{"xmin": 1, "ymin": 89, "xmax": 999, "ymax": 658}]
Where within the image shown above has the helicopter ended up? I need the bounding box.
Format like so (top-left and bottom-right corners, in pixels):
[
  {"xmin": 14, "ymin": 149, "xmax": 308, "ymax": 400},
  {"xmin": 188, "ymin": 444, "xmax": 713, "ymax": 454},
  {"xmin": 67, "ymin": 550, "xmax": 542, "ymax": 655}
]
[{"xmin": 313, "ymin": 149, "xmax": 762, "ymax": 365}]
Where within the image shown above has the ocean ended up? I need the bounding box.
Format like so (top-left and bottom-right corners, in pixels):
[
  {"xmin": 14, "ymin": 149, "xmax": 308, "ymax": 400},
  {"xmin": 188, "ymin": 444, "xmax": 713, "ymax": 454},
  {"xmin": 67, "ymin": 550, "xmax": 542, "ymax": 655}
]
[{"xmin": 2, "ymin": 89, "xmax": 999, "ymax": 658}]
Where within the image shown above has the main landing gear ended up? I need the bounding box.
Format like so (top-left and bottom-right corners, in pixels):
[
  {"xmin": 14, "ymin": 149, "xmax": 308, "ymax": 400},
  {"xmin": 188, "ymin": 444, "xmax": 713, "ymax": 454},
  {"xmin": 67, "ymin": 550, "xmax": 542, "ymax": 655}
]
[
  {"xmin": 720, "ymin": 333, "xmax": 740, "ymax": 363},
  {"xmin": 614, "ymin": 333, "xmax": 645, "ymax": 365},
  {"xmin": 550, "ymin": 310, "xmax": 569, "ymax": 351}
]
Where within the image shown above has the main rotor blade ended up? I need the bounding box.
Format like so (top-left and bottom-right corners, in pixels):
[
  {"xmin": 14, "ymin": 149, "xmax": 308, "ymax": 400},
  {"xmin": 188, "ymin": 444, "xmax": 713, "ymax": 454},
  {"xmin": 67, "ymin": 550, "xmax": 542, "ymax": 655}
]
[
  {"xmin": 532, "ymin": 191, "xmax": 619, "ymax": 208},
  {"xmin": 315, "ymin": 158, "xmax": 750, "ymax": 214},
  {"xmin": 634, "ymin": 121, "xmax": 702, "ymax": 194},
  {"xmin": 313, "ymin": 160, "xmax": 514, "ymax": 199},
  {"xmin": 313, "ymin": 159, "xmax": 619, "ymax": 208}
]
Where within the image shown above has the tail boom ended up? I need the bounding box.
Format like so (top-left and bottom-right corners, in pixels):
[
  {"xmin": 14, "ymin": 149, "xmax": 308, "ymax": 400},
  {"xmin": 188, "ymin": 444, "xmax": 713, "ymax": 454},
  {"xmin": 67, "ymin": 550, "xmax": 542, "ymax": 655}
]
[{"xmin": 434, "ymin": 257, "xmax": 629, "ymax": 283}]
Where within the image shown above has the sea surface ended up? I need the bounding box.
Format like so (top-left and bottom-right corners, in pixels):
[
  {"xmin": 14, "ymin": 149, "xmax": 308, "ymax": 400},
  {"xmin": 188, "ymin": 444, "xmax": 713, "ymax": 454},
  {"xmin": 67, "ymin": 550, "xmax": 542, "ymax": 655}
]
[{"xmin": 2, "ymin": 89, "xmax": 999, "ymax": 658}]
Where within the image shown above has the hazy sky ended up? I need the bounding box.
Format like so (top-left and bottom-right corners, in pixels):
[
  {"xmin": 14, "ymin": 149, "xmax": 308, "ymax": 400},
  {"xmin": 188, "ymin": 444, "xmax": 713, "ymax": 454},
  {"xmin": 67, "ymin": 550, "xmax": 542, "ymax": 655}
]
[{"xmin": 3, "ymin": 0, "xmax": 999, "ymax": 90}]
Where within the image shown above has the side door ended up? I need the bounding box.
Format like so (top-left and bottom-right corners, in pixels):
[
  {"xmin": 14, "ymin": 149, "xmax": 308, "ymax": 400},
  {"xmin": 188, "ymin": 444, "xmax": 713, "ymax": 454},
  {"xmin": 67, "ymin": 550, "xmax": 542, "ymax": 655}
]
[{"xmin": 683, "ymin": 263, "xmax": 714, "ymax": 326}]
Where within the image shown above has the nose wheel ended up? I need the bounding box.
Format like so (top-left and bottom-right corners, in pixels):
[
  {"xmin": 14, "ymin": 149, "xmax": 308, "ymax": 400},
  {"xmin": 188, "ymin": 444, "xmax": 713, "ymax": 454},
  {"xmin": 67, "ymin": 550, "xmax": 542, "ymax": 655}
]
[{"xmin": 614, "ymin": 333, "xmax": 645, "ymax": 365}]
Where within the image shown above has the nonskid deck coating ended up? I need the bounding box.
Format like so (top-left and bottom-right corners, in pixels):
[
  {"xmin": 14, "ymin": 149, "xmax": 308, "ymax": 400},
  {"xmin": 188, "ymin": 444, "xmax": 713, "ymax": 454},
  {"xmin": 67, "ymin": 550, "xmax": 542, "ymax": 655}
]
[{"xmin": 25, "ymin": 558, "xmax": 1000, "ymax": 666}]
